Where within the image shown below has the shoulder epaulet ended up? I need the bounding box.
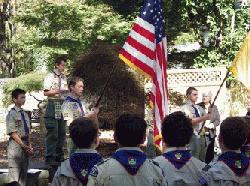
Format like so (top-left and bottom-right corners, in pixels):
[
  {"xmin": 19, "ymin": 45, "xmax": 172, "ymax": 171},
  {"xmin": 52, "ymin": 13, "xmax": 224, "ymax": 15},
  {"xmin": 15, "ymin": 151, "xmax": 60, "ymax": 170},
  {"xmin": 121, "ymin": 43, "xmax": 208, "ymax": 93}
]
[
  {"xmin": 202, "ymin": 164, "xmax": 211, "ymax": 172},
  {"xmin": 149, "ymin": 159, "xmax": 160, "ymax": 167}
]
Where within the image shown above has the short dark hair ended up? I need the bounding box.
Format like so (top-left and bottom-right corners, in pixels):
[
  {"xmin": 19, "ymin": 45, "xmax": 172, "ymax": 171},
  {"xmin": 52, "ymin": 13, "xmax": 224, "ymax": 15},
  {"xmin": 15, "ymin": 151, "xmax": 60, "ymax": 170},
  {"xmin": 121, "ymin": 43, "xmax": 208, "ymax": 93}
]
[
  {"xmin": 186, "ymin": 87, "xmax": 197, "ymax": 96},
  {"xmin": 11, "ymin": 88, "xmax": 26, "ymax": 99},
  {"xmin": 55, "ymin": 56, "xmax": 67, "ymax": 65},
  {"xmin": 162, "ymin": 111, "xmax": 193, "ymax": 147},
  {"xmin": 68, "ymin": 76, "xmax": 84, "ymax": 91},
  {"xmin": 114, "ymin": 114, "xmax": 147, "ymax": 147},
  {"xmin": 220, "ymin": 117, "xmax": 247, "ymax": 150},
  {"xmin": 69, "ymin": 117, "xmax": 98, "ymax": 148}
]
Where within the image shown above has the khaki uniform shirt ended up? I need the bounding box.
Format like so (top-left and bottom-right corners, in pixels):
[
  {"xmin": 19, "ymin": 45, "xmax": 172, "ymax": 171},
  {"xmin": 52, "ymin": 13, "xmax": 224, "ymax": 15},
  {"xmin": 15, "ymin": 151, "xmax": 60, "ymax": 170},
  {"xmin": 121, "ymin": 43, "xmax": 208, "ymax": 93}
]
[
  {"xmin": 61, "ymin": 95, "xmax": 87, "ymax": 126},
  {"xmin": 6, "ymin": 106, "xmax": 31, "ymax": 166},
  {"xmin": 6, "ymin": 106, "xmax": 31, "ymax": 138},
  {"xmin": 154, "ymin": 147, "xmax": 206, "ymax": 186},
  {"xmin": 52, "ymin": 149, "xmax": 99, "ymax": 186},
  {"xmin": 44, "ymin": 69, "xmax": 68, "ymax": 99},
  {"xmin": 181, "ymin": 101, "xmax": 206, "ymax": 135},
  {"xmin": 199, "ymin": 154, "xmax": 250, "ymax": 186},
  {"xmin": 87, "ymin": 147, "xmax": 164, "ymax": 186}
]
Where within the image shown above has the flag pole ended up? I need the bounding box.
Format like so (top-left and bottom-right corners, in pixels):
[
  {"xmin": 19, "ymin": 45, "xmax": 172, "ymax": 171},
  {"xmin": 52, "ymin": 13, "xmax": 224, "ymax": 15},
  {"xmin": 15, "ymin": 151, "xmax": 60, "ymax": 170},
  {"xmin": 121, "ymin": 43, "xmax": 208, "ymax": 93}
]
[
  {"xmin": 94, "ymin": 63, "xmax": 117, "ymax": 108},
  {"xmin": 198, "ymin": 69, "xmax": 230, "ymax": 134}
]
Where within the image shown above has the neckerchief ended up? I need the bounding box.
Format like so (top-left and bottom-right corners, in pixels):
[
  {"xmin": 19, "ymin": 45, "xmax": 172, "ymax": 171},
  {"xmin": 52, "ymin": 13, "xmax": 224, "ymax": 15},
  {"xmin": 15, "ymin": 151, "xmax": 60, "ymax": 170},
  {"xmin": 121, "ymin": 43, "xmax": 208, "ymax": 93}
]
[
  {"xmin": 241, "ymin": 145, "xmax": 250, "ymax": 159},
  {"xmin": 163, "ymin": 150, "xmax": 192, "ymax": 169},
  {"xmin": 11, "ymin": 108, "xmax": 29, "ymax": 135},
  {"xmin": 20, "ymin": 110, "xmax": 29, "ymax": 135},
  {"xmin": 112, "ymin": 150, "xmax": 147, "ymax": 175},
  {"xmin": 192, "ymin": 105, "xmax": 200, "ymax": 117},
  {"xmin": 65, "ymin": 96, "xmax": 85, "ymax": 116},
  {"xmin": 69, "ymin": 152, "xmax": 103, "ymax": 185},
  {"xmin": 218, "ymin": 151, "xmax": 249, "ymax": 177}
]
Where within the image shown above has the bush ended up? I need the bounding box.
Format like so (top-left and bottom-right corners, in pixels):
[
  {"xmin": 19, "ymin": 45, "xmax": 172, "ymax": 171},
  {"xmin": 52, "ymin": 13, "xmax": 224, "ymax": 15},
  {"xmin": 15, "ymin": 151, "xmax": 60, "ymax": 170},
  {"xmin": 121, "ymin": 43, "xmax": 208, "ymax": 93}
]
[{"xmin": 3, "ymin": 72, "xmax": 45, "ymax": 106}]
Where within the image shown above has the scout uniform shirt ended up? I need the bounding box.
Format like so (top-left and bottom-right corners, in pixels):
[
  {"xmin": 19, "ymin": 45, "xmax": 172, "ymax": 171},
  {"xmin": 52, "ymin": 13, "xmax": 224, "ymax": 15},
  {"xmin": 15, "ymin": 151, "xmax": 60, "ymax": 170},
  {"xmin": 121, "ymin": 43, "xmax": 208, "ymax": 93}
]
[
  {"xmin": 52, "ymin": 149, "xmax": 103, "ymax": 186},
  {"xmin": 87, "ymin": 147, "xmax": 164, "ymax": 186},
  {"xmin": 181, "ymin": 100, "xmax": 206, "ymax": 135},
  {"xmin": 6, "ymin": 106, "xmax": 31, "ymax": 186},
  {"xmin": 61, "ymin": 94, "xmax": 87, "ymax": 126},
  {"xmin": 154, "ymin": 147, "xmax": 205, "ymax": 186},
  {"xmin": 44, "ymin": 69, "xmax": 68, "ymax": 119},
  {"xmin": 199, "ymin": 151, "xmax": 250, "ymax": 186}
]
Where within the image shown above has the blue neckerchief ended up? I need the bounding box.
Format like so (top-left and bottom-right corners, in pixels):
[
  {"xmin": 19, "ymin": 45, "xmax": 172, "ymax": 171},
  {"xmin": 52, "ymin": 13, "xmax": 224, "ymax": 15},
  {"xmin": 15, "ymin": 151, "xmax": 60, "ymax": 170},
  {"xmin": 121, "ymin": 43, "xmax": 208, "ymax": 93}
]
[
  {"xmin": 69, "ymin": 152, "xmax": 103, "ymax": 185},
  {"xmin": 112, "ymin": 150, "xmax": 147, "ymax": 175},
  {"xmin": 192, "ymin": 105, "xmax": 200, "ymax": 117},
  {"xmin": 241, "ymin": 145, "xmax": 250, "ymax": 159},
  {"xmin": 218, "ymin": 151, "xmax": 249, "ymax": 177},
  {"xmin": 20, "ymin": 110, "xmax": 29, "ymax": 135},
  {"xmin": 11, "ymin": 108, "xmax": 29, "ymax": 135},
  {"xmin": 162, "ymin": 150, "xmax": 191, "ymax": 170},
  {"xmin": 65, "ymin": 96, "xmax": 85, "ymax": 116}
]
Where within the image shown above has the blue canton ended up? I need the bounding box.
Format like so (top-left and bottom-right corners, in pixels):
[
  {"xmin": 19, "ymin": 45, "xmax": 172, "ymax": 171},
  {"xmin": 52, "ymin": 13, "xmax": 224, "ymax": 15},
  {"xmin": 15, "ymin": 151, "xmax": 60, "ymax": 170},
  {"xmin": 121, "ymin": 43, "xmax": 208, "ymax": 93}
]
[{"xmin": 139, "ymin": 0, "xmax": 165, "ymax": 43}]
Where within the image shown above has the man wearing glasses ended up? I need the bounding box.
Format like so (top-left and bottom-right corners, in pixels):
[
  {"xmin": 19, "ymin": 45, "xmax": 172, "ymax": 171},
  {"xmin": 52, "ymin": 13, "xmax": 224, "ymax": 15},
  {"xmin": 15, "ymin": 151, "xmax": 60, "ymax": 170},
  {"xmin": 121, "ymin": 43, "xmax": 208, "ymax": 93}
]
[{"xmin": 181, "ymin": 87, "xmax": 214, "ymax": 162}]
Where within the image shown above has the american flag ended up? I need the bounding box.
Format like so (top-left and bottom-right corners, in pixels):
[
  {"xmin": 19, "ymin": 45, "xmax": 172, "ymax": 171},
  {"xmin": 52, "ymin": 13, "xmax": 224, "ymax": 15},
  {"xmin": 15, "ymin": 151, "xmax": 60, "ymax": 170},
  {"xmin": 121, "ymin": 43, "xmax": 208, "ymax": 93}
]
[{"xmin": 119, "ymin": 0, "xmax": 168, "ymax": 147}]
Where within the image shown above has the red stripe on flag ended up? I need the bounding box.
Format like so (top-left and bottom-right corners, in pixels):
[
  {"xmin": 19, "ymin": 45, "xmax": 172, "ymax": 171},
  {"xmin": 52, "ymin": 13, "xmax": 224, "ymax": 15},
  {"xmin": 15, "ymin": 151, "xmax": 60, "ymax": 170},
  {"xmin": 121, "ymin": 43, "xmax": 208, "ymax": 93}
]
[
  {"xmin": 127, "ymin": 36, "xmax": 155, "ymax": 60},
  {"xmin": 150, "ymin": 81, "xmax": 164, "ymax": 120},
  {"xmin": 133, "ymin": 23, "xmax": 155, "ymax": 43},
  {"xmin": 119, "ymin": 49, "xmax": 155, "ymax": 77},
  {"xmin": 156, "ymin": 44, "xmax": 168, "ymax": 110}
]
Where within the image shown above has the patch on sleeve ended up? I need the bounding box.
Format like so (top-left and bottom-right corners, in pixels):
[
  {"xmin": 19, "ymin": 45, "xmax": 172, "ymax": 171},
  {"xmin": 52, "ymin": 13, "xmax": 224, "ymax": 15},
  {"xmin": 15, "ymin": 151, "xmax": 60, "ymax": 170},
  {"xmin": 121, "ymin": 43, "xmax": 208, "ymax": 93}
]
[
  {"xmin": 89, "ymin": 166, "xmax": 98, "ymax": 177},
  {"xmin": 198, "ymin": 176, "xmax": 208, "ymax": 186}
]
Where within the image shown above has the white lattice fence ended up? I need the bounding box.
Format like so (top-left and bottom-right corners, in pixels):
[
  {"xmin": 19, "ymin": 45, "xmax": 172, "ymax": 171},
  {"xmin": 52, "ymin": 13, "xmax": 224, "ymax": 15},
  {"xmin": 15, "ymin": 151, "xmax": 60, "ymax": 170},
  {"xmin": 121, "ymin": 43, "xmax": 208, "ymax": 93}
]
[{"xmin": 168, "ymin": 67, "xmax": 229, "ymax": 120}]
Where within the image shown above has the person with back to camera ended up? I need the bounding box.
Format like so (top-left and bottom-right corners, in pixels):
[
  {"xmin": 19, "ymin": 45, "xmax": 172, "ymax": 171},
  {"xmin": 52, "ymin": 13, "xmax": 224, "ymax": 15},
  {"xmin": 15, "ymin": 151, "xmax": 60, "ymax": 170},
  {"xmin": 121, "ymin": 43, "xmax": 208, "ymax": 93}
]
[
  {"xmin": 87, "ymin": 114, "xmax": 165, "ymax": 186},
  {"xmin": 199, "ymin": 117, "xmax": 250, "ymax": 186},
  {"xmin": 154, "ymin": 111, "xmax": 206, "ymax": 186}
]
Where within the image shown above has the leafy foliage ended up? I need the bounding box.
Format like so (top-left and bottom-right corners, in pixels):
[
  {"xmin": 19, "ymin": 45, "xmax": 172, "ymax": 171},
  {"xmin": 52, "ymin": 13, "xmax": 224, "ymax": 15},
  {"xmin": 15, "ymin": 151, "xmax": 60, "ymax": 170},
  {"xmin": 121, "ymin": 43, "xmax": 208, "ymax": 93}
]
[
  {"xmin": 183, "ymin": 0, "xmax": 250, "ymax": 67},
  {"xmin": 9, "ymin": 0, "xmax": 132, "ymax": 75},
  {"xmin": 2, "ymin": 71, "xmax": 45, "ymax": 106}
]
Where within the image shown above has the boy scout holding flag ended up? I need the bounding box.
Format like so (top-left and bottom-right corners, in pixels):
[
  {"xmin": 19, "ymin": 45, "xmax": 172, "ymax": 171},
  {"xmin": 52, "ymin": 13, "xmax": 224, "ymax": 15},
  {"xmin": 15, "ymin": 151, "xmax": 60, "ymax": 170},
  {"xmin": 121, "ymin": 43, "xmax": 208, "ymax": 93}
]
[{"xmin": 6, "ymin": 88, "xmax": 33, "ymax": 186}]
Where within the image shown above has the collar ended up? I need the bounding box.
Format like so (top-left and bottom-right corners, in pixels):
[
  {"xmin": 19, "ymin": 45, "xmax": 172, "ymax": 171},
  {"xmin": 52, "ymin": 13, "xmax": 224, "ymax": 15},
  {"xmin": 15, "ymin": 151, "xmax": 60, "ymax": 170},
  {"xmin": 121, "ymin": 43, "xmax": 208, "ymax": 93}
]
[
  {"xmin": 13, "ymin": 106, "xmax": 22, "ymax": 112},
  {"xmin": 68, "ymin": 93, "xmax": 81, "ymax": 100},
  {"xmin": 75, "ymin": 148, "xmax": 98, "ymax": 154},
  {"xmin": 53, "ymin": 69, "xmax": 62, "ymax": 76},
  {"xmin": 164, "ymin": 147, "xmax": 188, "ymax": 153},
  {"xmin": 222, "ymin": 150, "xmax": 241, "ymax": 154},
  {"xmin": 186, "ymin": 100, "xmax": 195, "ymax": 106},
  {"xmin": 117, "ymin": 147, "xmax": 143, "ymax": 152}
]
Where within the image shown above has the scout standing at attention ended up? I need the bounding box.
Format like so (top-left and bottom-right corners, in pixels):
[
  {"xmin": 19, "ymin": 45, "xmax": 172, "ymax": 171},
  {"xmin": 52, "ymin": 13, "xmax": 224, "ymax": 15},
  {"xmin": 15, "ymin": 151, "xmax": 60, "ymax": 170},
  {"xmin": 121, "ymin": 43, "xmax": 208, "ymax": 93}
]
[
  {"xmin": 62, "ymin": 76, "xmax": 99, "ymax": 155},
  {"xmin": 154, "ymin": 111, "xmax": 205, "ymax": 185},
  {"xmin": 199, "ymin": 117, "xmax": 250, "ymax": 186},
  {"xmin": 52, "ymin": 118, "xmax": 103, "ymax": 186},
  {"xmin": 43, "ymin": 56, "xmax": 68, "ymax": 166},
  {"xmin": 87, "ymin": 114, "xmax": 164, "ymax": 186},
  {"xmin": 6, "ymin": 88, "xmax": 33, "ymax": 186}
]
